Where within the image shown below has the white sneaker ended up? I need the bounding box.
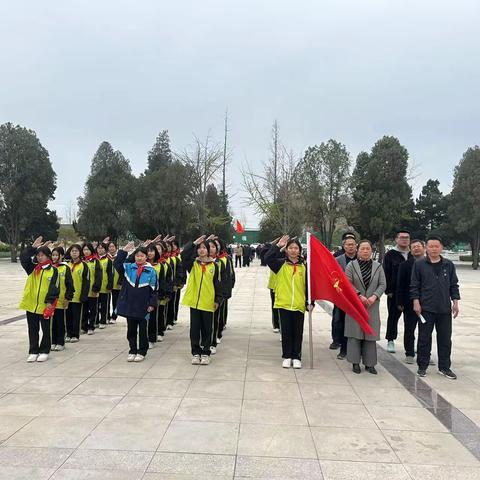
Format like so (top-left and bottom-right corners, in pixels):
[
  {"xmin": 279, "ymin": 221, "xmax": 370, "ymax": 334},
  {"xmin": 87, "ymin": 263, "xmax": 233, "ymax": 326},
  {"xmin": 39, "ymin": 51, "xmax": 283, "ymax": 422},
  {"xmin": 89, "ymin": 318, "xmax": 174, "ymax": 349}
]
[
  {"xmin": 273, "ymin": 328, "xmax": 280, "ymax": 333},
  {"xmin": 191, "ymin": 355, "xmax": 201, "ymax": 365},
  {"xmin": 282, "ymin": 358, "xmax": 292, "ymax": 368},
  {"xmin": 200, "ymin": 355, "xmax": 210, "ymax": 365},
  {"xmin": 167, "ymin": 325, "xmax": 173, "ymax": 330},
  {"xmin": 134, "ymin": 354, "xmax": 145, "ymax": 362},
  {"xmin": 387, "ymin": 341, "xmax": 395, "ymax": 353},
  {"xmin": 127, "ymin": 354, "xmax": 136, "ymax": 362},
  {"xmin": 27, "ymin": 354, "xmax": 38, "ymax": 363},
  {"xmin": 70, "ymin": 337, "xmax": 79, "ymax": 343},
  {"xmin": 99, "ymin": 324, "xmax": 106, "ymax": 329},
  {"xmin": 54, "ymin": 345, "xmax": 65, "ymax": 351},
  {"xmin": 109, "ymin": 319, "xmax": 116, "ymax": 324},
  {"xmin": 210, "ymin": 346, "xmax": 217, "ymax": 355},
  {"xmin": 87, "ymin": 330, "xmax": 94, "ymax": 335},
  {"xmin": 51, "ymin": 344, "xmax": 57, "ymax": 351},
  {"xmin": 37, "ymin": 353, "xmax": 49, "ymax": 362},
  {"xmin": 292, "ymin": 359, "xmax": 302, "ymax": 369},
  {"xmin": 157, "ymin": 335, "xmax": 164, "ymax": 342},
  {"xmin": 65, "ymin": 337, "xmax": 71, "ymax": 343},
  {"xmin": 149, "ymin": 342, "xmax": 155, "ymax": 348},
  {"xmin": 216, "ymin": 338, "xmax": 221, "ymax": 344}
]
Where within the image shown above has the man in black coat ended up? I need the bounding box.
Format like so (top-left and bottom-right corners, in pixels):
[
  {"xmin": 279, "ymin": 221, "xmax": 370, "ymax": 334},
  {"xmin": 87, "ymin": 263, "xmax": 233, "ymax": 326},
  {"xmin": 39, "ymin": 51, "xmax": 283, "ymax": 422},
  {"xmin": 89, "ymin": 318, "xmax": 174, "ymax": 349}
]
[
  {"xmin": 383, "ymin": 230, "xmax": 412, "ymax": 353},
  {"xmin": 395, "ymin": 239, "xmax": 425, "ymax": 364},
  {"xmin": 411, "ymin": 236, "xmax": 460, "ymax": 379}
]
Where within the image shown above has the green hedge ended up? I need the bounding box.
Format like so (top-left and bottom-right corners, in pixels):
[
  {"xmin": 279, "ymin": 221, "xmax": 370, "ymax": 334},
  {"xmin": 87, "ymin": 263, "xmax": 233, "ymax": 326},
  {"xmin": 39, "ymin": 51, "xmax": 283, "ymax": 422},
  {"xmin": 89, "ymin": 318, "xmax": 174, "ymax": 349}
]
[
  {"xmin": 0, "ymin": 244, "xmax": 10, "ymax": 253},
  {"xmin": 460, "ymin": 255, "xmax": 473, "ymax": 262}
]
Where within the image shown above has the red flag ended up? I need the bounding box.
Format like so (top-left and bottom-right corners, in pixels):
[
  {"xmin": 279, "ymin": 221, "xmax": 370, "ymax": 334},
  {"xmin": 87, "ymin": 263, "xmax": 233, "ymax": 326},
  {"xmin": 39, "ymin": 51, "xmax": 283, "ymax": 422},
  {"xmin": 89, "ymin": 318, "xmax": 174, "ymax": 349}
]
[
  {"xmin": 235, "ymin": 220, "xmax": 245, "ymax": 233},
  {"xmin": 307, "ymin": 233, "xmax": 374, "ymax": 336}
]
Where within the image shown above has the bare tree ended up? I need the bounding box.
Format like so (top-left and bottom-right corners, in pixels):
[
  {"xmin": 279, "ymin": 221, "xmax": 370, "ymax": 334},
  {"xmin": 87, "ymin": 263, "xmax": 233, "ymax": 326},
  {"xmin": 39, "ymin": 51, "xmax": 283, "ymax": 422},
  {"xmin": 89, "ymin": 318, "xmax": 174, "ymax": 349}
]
[
  {"xmin": 242, "ymin": 125, "xmax": 303, "ymax": 236},
  {"xmin": 222, "ymin": 110, "xmax": 229, "ymax": 198},
  {"xmin": 177, "ymin": 134, "xmax": 223, "ymax": 231},
  {"xmin": 271, "ymin": 120, "xmax": 279, "ymax": 204}
]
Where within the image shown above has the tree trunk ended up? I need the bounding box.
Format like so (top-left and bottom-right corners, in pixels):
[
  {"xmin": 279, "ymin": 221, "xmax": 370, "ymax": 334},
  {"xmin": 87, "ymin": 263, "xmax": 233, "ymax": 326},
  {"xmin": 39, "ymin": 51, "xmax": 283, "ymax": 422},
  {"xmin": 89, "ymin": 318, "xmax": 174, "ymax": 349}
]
[
  {"xmin": 471, "ymin": 233, "xmax": 480, "ymax": 270},
  {"xmin": 377, "ymin": 231, "xmax": 385, "ymax": 263},
  {"xmin": 10, "ymin": 243, "xmax": 18, "ymax": 263}
]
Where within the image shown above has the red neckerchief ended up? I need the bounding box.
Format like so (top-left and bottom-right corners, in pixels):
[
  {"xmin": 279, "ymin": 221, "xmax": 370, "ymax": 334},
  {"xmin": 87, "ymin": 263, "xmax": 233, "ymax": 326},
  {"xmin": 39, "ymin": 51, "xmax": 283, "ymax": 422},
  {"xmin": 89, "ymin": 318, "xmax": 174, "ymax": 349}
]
[
  {"xmin": 161, "ymin": 253, "xmax": 170, "ymax": 262},
  {"xmin": 136, "ymin": 262, "xmax": 145, "ymax": 279},
  {"xmin": 34, "ymin": 260, "xmax": 52, "ymax": 275},
  {"xmin": 71, "ymin": 259, "xmax": 82, "ymax": 271},
  {"xmin": 218, "ymin": 252, "xmax": 228, "ymax": 259},
  {"xmin": 84, "ymin": 254, "xmax": 98, "ymax": 262},
  {"xmin": 98, "ymin": 254, "xmax": 108, "ymax": 261},
  {"xmin": 171, "ymin": 249, "xmax": 180, "ymax": 257}
]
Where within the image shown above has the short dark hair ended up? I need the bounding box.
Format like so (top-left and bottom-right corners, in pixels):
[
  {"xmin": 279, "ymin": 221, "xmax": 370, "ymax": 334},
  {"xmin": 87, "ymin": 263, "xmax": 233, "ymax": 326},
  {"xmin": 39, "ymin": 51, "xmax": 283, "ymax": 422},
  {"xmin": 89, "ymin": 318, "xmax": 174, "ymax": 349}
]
[
  {"xmin": 286, "ymin": 238, "xmax": 302, "ymax": 253},
  {"xmin": 146, "ymin": 244, "xmax": 160, "ymax": 263},
  {"xmin": 36, "ymin": 246, "xmax": 52, "ymax": 259},
  {"xmin": 96, "ymin": 243, "xmax": 109, "ymax": 253},
  {"xmin": 51, "ymin": 246, "xmax": 65, "ymax": 257},
  {"xmin": 66, "ymin": 244, "xmax": 83, "ymax": 259},
  {"xmin": 134, "ymin": 246, "xmax": 148, "ymax": 256},
  {"xmin": 205, "ymin": 240, "xmax": 218, "ymax": 256},
  {"xmin": 396, "ymin": 229, "xmax": 411, "ymax": 237},
  {"xmin": 426, "ymin": 235, "xmax": 443, "ymax": 245},
  {"xmin": 410, "ymin": 239, "xmax": 424, "ymax": 246},
  {"xmin": 82, "ymin": 243, "xmax": 95, "ymax": 256},
  {"xmin": 358, "ymin": 239, "xmax": 373, "ymax": 248}
]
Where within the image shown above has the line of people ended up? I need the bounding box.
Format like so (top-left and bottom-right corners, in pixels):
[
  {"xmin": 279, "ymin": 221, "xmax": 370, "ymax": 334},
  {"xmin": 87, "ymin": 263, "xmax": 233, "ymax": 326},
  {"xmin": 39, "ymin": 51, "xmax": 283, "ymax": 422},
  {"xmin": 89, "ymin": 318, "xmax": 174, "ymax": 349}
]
[
  {"xmin": 328, "ymin": 230, "xmax": 460, "ymax": 379},
  {"xmin": 19, "ymin": 233, "xmax": 235, "ymax": 364}
]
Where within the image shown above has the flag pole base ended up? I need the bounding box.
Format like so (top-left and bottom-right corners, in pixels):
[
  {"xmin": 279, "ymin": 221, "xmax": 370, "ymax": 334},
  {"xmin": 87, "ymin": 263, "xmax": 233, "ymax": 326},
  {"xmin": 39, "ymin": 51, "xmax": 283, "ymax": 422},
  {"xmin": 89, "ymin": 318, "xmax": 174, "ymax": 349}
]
[{"xmin": 308, "ymin": 309, "xmax": 314, "ymax": 369}]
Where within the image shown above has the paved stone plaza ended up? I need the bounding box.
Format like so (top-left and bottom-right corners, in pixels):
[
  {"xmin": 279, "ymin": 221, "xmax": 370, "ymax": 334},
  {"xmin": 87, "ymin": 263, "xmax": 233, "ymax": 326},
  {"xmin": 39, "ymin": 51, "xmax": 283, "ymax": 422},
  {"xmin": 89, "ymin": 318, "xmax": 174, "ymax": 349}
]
[{"xmin": 0, "ymin": 259, "xmax": 480, "ymax": 479}]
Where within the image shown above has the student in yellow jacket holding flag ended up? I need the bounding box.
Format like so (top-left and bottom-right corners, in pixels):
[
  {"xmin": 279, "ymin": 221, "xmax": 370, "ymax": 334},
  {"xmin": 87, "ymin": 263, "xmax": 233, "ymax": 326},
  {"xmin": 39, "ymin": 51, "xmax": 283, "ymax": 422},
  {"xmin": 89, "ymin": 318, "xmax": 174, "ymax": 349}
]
[
  {"xmin": 66, "ymin": 244, "xmax": 90, "ymax": 342},
  {"xmin": 51, "ymin": 246, "xmax": 74, "ymax": 351},
  {"xmin": 265, "ymin": 235, "xmax": 314, "ymax": 369},
  {"xmin": 19, "ymin": 236, "xmax": 59, "ymax": 363},
  {"xmin": 182, "ymin": 235, "xmax": 224, "ymax": 366}
]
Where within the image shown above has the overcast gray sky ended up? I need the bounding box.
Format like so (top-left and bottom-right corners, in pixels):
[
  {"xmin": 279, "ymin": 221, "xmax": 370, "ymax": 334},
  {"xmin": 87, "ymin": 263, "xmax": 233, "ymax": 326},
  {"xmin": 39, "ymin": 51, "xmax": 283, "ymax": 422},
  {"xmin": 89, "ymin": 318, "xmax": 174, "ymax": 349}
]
[{"xmin": 1, "ymin": 0, "xmax": 478, "ymax": 228}]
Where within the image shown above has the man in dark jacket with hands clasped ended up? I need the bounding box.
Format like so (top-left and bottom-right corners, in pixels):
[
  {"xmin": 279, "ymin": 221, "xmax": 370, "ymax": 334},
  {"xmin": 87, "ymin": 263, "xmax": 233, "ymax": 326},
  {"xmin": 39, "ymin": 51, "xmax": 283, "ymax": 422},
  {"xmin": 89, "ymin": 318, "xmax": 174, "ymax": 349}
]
[{"xmin": 410, "ymin": 236, "xmax": 460, "ymax": 380}]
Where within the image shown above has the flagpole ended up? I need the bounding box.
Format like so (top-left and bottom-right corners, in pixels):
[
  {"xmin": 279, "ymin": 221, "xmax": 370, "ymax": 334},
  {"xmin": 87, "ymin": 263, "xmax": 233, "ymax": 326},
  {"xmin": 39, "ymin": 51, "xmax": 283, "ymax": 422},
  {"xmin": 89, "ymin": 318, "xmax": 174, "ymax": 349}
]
[{"xmin": 307, "ymin": 232, "xmax": 313, "ymax": 370}]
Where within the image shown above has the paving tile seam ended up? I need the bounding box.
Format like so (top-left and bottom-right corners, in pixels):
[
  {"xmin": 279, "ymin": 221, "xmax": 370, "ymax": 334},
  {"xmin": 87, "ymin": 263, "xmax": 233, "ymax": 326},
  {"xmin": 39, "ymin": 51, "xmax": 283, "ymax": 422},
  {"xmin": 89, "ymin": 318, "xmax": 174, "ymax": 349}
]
[
  {"xmin": 47, "ymin": 354, "xmax": 147, "ymax": 478},
  {"xmin": 233, "ymin": 268, "xmax": 260, "ymax": 479},
  {"xmin": 317, "ymin": 302, "xmax": 480, "ymax": 464},
  {"xmin": 142, "ymin": 315, "xmax": 211, "ymax": 476}
]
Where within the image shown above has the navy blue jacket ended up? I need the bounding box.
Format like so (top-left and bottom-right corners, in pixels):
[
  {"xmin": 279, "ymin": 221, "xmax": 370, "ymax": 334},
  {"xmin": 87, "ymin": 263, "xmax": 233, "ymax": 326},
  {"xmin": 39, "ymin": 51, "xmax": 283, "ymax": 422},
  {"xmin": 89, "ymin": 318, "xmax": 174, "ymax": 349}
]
[{"xmin": 114, "ymin": 250, "xmax": 158, "ymax": 320}]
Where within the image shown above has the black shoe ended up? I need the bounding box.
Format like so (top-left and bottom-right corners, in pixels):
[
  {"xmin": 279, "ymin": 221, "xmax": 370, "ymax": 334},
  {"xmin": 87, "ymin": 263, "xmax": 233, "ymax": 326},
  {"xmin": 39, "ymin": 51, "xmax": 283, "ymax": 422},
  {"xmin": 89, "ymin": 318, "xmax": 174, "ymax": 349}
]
[
  {"xmin": 438, "ymin": 368, "xmax": 457, "ymax": 380},
  {"xmin": 329, "ymin": 342, "xmax": 340, "ymax": 350},
  {"xmin": 417, "ymin": 368, "xmax": 427, "ymax": 377},
  {"xmin": 337, "ymin": 352, "xmax": 346, "ymax": 360},
  {"xmin": 366, "ymin": 366, "xmax": 378, "ymax": 375},
  {"xmin": 352, "ymin": 364, "xmax": 361, "ymax": 374}
]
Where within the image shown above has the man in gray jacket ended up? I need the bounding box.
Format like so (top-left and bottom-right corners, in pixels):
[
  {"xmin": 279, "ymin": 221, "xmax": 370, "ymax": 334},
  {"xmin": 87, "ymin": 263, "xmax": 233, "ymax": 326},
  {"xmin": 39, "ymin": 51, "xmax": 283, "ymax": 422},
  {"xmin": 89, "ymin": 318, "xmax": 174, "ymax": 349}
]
[{"xmin": 410, "ymin": 236, "xmax": 460, "ymax": 379}]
